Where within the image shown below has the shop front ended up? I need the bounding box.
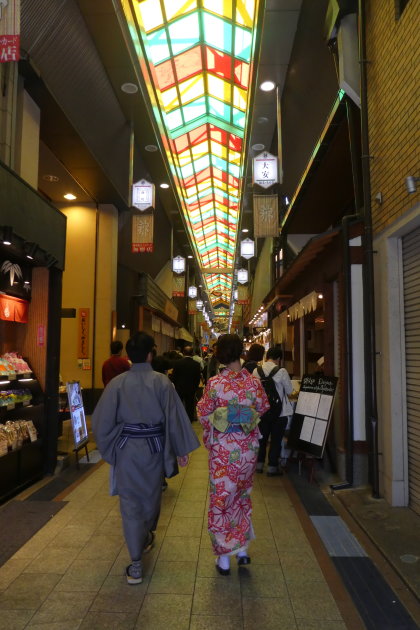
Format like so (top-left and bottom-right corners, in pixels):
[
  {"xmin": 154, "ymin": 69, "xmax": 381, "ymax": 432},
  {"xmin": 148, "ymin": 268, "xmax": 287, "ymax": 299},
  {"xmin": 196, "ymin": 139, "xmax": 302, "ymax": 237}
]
[{"xmin": 0, "ymin": 161, "xmax": 66, "ymax": 500}]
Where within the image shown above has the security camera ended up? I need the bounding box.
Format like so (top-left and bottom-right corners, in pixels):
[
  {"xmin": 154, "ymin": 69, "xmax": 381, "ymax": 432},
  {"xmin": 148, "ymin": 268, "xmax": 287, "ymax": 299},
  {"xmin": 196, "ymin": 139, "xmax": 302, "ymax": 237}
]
[{"xmin": 405, "ymin": 176, "xmax": 419, "ymax": 194}]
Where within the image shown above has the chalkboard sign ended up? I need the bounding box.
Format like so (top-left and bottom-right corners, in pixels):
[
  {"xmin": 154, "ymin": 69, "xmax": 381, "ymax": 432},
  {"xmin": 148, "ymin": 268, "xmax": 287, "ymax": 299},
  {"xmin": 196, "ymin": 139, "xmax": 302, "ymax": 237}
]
[{"xmin": 287, "ymin": 374, "xmax": 338, "ymax": 458}]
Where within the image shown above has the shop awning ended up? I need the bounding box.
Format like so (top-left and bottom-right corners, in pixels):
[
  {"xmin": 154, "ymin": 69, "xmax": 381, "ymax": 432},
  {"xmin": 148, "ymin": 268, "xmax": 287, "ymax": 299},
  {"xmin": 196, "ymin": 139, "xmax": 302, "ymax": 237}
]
[{"xmin": 177, "ymin": 327, "xmax": 193, "ymax": 343}]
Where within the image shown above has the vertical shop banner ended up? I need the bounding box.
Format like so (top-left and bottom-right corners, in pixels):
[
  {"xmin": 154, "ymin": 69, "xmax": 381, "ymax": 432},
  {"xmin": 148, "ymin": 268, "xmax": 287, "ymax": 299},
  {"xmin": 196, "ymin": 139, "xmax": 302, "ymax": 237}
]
[
  {"xmin": 0, "ymin": 0, "xmax": 20, "ymax": 63},
  {"xmin": 237, "ymin": 285, "xmax": 249, "ymax": 305},
  {"xmin": 253, "ymin": 195, "xmax": 279, "ymax": 237},
  {"xmin": 172, "ymin": 274, "xmax": 185, "ymax": 297},
  {"xmin": 188, "ymin": 299, "xmax": 197, "ymax": 315},
  {"xmin": 78, "ymin": 308, "xmax": 89, "ymax": 359},
  {"xmin": 132, "ymin": 214, "xmax": 154, "ymax": 253}
]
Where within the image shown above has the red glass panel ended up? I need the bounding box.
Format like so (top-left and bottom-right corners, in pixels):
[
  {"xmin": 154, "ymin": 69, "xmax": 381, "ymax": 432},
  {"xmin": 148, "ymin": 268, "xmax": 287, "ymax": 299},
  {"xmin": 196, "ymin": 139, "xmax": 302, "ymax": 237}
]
[
  {"xmin": 234, "ymin": 60, "xmax": 250, "ymax": 89},
  {"xmin": 155, "ymin": 59, "xmax": 175, "ymax": 91},
  {"xmin": 205, "ymin": 47, "xmax": 232, "ymax": 80},
  {"xmin": 174, "ymin": 46, "xmax": 203, "ymax": 83},
  {"xmin": 209, "ymin": 125, "xmax": 242, "ymax": 152}
]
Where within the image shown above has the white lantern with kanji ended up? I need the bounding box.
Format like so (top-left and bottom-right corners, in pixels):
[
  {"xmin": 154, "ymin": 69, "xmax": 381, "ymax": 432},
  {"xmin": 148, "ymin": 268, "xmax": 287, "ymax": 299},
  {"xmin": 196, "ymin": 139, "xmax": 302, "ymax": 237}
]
[
  {"xmin": 240, "ymin": 238, "xmax": 255, "ymax": 259},
  {"xmin": 172, "ymin": 256, "xmax": 185, "ymax": 274},
  {"xmin": 237, "ymin": 268, "xmax": 248, "ymax": 284}
]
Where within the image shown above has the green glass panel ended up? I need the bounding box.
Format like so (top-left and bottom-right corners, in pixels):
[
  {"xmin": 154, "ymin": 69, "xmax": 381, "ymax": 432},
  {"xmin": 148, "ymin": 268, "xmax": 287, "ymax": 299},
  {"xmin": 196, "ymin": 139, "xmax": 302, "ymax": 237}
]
[
  {"xmin": 203, "ymin": 12, "xmax": 232, "ymax": 55},
  {"xmin": 165, "ymin": 108, "xmax": 184, "ymax": 131},
  {"xmin": 168, "ymin": 13, "xmax": 200, "ymax": 55},
  {"xmin": 147, "ymin": 28, "xmax": 171, "ymax": 64},
  {"xmin": 232, "ymin": 107, "xmax": 246, "ymax": 129}
]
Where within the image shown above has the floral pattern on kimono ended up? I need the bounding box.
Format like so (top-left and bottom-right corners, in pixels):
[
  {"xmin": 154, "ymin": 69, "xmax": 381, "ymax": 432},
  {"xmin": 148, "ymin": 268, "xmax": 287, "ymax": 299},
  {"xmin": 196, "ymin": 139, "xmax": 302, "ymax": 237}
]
[{"xmin": 197, "ymin": 368, "xmax": 269, "ymax": 556}]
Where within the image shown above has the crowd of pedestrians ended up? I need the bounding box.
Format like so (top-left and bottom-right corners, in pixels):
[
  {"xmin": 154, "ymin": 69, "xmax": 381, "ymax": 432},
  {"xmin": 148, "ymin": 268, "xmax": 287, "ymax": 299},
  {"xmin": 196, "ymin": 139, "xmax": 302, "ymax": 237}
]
[{"xmin": 94, "ymin": 332, "xmax": 293, "ymax": 584}]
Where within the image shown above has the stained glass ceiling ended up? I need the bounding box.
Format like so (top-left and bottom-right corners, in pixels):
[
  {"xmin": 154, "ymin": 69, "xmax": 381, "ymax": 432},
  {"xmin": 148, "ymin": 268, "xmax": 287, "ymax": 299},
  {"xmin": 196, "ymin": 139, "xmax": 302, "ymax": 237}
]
[{"xmin": 124, "ymin": 0, "xmax": 261, "ymax": 319}]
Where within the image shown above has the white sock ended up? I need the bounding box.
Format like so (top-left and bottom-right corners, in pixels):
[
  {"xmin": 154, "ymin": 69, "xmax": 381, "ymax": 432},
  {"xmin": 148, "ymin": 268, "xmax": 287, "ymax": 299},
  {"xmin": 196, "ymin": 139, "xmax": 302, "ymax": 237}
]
[
  {"xmin": 217, "ymin": 554, "xmax": 230, "ymax": 570},
  {"xmin": 237, "ymin": 550, "xmax": 248, "ymax": 558}
]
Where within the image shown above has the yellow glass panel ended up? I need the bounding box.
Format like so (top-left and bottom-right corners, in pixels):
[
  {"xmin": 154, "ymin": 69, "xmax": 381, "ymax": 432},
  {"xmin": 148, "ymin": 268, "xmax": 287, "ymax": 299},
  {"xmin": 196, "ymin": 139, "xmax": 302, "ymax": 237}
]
[
  {"xmin": 163, "ymin": 0, "xmax": 197, "ymax": 21},
  {"xmin": 136, "ymin": 0, "xmax": 164, "ymax": 32},
  {"xmin": 207, "ymin": 75, "xmax": 231, "ymax": 104},
  {"xmin": 210, "ymin": 140, "xmax": 227, "ymax": 160},
  {"xmin": 228, "ymin": 150, "xmax": 241, "ymax": 165},
  {"xmin": 233, "ymin": 85, "xmax": 247, "ymax": 111},
  {"xmin": 203, "ymin": 0, "xmax": 232, "ymax": 19},
  {"xmin": 235, "ymin": 0, "xmax": 255, "ymax": 28},
  {"xmin": 191, "ymin": 141, "xmax": 209, "ymax": 159},
  {"xmin": 179, "ymin": 75, "xmax": 205, "ymax": 106},
  {"xmin": 161, "ymin": 85, "xmax": 179, "ymax": 111}
]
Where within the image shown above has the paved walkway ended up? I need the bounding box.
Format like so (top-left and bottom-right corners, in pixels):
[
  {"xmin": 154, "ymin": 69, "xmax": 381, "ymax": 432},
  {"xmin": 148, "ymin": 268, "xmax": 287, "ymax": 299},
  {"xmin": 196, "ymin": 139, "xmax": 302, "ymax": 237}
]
[{"xmin": 0, "ymin": 429, "xmax": 352, "ymax": 630}]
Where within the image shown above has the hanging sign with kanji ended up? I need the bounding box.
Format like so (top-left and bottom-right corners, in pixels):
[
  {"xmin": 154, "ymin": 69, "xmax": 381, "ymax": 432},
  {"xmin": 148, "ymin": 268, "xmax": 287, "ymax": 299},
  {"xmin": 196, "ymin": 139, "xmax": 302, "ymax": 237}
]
[
  {"xmin": 253, "ymin": 151, "xmax": 278, "ymax": 189},
  {"xmin": 0, "ymin": 0, "xmax": 20, "ymax": 63},
  {"xmin": 132, "ymin": 179, "xmax": 155, "ymax": 211},
  {"xmin": 132, "ymin": 214, "xmax": 154, "ymax": 253}
]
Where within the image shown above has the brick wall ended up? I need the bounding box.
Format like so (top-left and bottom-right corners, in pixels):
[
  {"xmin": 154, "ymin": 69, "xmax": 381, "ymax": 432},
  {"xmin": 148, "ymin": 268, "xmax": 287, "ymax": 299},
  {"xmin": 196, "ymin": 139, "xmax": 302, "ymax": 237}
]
[{"xmin": 366, "ymin": 0, "xmax": 420, "ymax": 235}]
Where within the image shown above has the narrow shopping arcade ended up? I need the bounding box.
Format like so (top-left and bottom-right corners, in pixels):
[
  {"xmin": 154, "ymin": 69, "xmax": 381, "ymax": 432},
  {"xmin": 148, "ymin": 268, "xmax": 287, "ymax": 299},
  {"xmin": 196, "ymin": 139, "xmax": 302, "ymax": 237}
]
[{"xmin": 0, "ymin": 425, "xmax": 419, "ymax": 630}]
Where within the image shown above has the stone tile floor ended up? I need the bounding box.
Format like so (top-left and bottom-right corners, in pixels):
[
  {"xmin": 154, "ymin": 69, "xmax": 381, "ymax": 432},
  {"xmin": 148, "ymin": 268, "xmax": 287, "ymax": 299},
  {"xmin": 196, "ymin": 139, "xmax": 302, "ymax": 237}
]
[{"xmin": 0, "ymin": 429, "xmax": 349, "ymax": 630}]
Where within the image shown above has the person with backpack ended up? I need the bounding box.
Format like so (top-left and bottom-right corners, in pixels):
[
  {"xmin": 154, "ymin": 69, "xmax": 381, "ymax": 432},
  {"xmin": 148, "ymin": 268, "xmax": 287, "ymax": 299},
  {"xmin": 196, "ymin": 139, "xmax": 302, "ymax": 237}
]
[{"xmin": 253, "ymin": 345, "xmax": 293, "ymax": 476}]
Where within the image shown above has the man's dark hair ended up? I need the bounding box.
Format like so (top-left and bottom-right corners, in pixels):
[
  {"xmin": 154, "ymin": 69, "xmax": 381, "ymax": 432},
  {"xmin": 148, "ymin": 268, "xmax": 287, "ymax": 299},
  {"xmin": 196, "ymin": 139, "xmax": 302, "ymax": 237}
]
[
  {"xmin": 266, "ymin": 344, "xmax": 283, "ymax": 362},
  {"xmin": 126, "ymin": 331, "xmax": 155, "ymax": 363},
  {"xmin": 110, "ymin": 340, "xmax": 123, "ymax": 355},
  {"xmin": 216, "ymin": 334, "xmax": 243, "ymax": 365},
  {"xmin": 247, "ymin": 343, "xmax": 265, "ymax": 362},
  {"xmin": 183, "ymin": 345, "xmax": 194, "ymax": 356},
  {"xmin": 152, "ymin": 355, "xmax": 170, "ymax": 374}
]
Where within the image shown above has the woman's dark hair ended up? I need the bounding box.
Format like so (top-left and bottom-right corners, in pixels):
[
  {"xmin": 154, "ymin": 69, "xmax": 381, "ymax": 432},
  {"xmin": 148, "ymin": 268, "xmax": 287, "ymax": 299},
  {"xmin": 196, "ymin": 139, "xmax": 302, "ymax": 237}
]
[
  {"xmin": 216, "ymin": 334, "xmax": 243, "ymax": 365},
  {"xmin": 266, "ymin": 344, "xmax": 283, "ymax": 362},
  {"xmin": 246, "ymin": 343, "xmax": 265, "ymax": 362},
  {"xmin": 110, "ymin": 340, "xmax": 123, "ymax": 355},
  {"xmin": 126, "ymin": 331, "xmax": 155, "ymax": 363}
]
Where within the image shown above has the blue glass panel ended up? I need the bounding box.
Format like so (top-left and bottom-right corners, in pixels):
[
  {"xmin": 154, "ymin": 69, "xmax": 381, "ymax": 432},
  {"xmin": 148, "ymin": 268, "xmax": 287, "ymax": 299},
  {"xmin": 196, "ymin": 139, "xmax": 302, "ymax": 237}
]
[
  {"xmin": 234, "ymin": 25, "xmax": 252, "ymax": 62},
  {"xmin": 232, "ymin": 107, "xmax": 246, "ymax": 129},
  {"xmin": 165, "ymin": 108, "xmax": 184, "ymax": 131},
  {"xmin": 203, "ymin": 12, "xmax": 232, "ymax": 55},
  {"xmin": 168, "ymin": 13, "xmax": 200, "ymax": 55},
  {"xmin": 147, "ymin": 28, "xmax": 171, "ymax": 64},
  {"xmin": 208, "ymin": 96, "xmax": 231, "ymax": 121},
  {"xmin": 183, "ymin": 97, "xmax": 207, "ymax": 123}
]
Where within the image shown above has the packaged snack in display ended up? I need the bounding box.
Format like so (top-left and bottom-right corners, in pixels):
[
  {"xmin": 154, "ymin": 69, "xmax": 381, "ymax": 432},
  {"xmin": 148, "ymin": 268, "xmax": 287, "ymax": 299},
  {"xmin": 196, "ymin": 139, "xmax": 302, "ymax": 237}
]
[
  {"xmin": 4, "ymin": 421, "xmax": 18, "ymax": 450},
  {"xmin": 0, "ymin": 426, "xmax": 8, "ymax": 456},
  {"xmin": 26, "ymin": 420, "xmax": 38, "ymax": 442},
  {"xmin": 2, "ymin": 353, "xmax": 31, "ymax": 375}
]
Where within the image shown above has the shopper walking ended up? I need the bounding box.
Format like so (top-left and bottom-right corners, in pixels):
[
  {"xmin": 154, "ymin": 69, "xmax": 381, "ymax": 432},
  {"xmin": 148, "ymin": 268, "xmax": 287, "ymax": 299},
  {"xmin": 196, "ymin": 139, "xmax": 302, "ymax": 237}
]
[
  {"xmin": 242, "ymin": 343, "xmax": 265, "ymax": 374},
  {"xmin": 171, "ymin": 345, "xmax": 201, "ymax": 422},
  {"xmin": 197, "ymin": 334, "xmax": 269, "ymax": 575},
  {"xmin": 92, "ymin": 332, "xmax": 200, "ymax": 585},
  {"xmin": 101, "ymin": 340, "xmax": 130, "ymax": 386},
  {"xmin": 253, "ymin": 345, "xmax": 293, "ymax": 476}
]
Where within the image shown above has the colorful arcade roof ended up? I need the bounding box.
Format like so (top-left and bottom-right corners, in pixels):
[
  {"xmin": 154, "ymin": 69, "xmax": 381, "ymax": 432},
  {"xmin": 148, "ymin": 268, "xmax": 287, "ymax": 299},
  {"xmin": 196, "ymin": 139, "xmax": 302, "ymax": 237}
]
[{"xmin": 124, "ymin": 0, "xmax": 261, "ymax": 317}]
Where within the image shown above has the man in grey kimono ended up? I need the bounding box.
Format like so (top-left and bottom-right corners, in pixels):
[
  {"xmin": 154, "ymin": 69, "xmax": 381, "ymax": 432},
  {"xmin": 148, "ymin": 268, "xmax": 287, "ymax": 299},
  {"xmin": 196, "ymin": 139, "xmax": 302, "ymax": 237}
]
[{"xmin": 92, "ymin": 331, "xmax": 200, "ymax": 584}]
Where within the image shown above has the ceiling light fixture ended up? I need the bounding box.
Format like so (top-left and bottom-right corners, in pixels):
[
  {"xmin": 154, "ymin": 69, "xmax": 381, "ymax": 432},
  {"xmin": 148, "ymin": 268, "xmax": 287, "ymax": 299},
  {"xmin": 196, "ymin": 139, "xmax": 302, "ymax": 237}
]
[
  {"xmin": 260, "ymin": 80, "xmax": 276, "ymax": 92},
  {"xmin": 24, "ymin": 242, "xmax": 38, "ymax": 260},
  {"xmin": 252, "ymin": 143, "xmax": 265, "ymax": 151},
  {"xmin": 64, "ymin": 193, "xmax": 76, "ymax": 200},
  {"xmin": 160, "ymin": 183, "xmax": 170, "ymax": 189},
  {"xmin": 145, "ymin": 144, "xmax": 158, "ymax": 152},
  {"xmin": 121, "ymin": 82, "xmax": 139, "ymax": 94},
  {"xmin": 42, "ymin": 174, "xmax": 59, "ymax": 182},
  {"xmin": 2, "ymin": 226, "xmax": 12, "ymax": 245},
  {"xmin": 242, "ymin": 228, "xmax": 249, "ymax": 233}
]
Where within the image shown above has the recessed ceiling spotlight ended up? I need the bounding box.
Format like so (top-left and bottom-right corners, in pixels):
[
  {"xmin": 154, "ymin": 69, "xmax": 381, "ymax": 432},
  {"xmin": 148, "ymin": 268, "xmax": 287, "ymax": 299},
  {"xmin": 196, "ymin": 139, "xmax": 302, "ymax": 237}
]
[
  {"xmin": 64, "ymin": 193, "xmax": 76, "ymax": 200},
  {"xmin": 257, "ymin": 116, "xmax": 269, "ymax": 124},
  {"xmin": 260, "ymin": 80, "xmax": 276, "ymax": 92},
  {"xmin": 160, "ymin": 183, "xmax": 170, "ymax": 189},
  {"xmin": 187, "ymin": 255, "xmax": 193, "ymax": 258},
  {"xmin": 242, "ymin": 228, "xmax": 249, "ymax": 233},
  {"xmin": 43, "ymin": 174, "xmax": 59, "ymax": 183},
  {"xmin": 252, "ymin": 143, "xmax": 265, "ymax": 151},
  {"xmin": 145, "ymin": 144, "xmax": 158, "ymax": 152},
  {"xmin": 121, "ymin": 82, "xmax": 138, "ymax": 94}
]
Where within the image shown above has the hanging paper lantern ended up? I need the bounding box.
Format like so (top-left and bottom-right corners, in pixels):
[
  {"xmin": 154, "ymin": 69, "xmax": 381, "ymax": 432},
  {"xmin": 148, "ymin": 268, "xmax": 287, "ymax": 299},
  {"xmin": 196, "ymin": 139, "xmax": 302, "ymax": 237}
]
[
  {"xmin": 188, "ymin": 285, "xmax": 198, "ymax": 298},
  {"xmin": 240, "ymin": 238, "xmax": 255, "ymax": 259},
  {"xmin": 172, "ymin": 256, "xmax": 185, "ymax": 274},
  {"xmin": 237, "ymin": 268, "xmax": 248, "ymax": 284},
  {"xmin": 196, "ymin": 299, "xmax": 203, "ymax": 310},
  {"xmin": 234, "ymin": 289, "xmax": 238, "ymax": 301}
]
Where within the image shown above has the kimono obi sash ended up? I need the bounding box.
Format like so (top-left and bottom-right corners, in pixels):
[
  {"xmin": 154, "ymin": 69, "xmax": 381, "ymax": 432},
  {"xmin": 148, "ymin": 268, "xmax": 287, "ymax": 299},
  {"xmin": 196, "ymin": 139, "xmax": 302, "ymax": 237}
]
[
  {"xmin": 118, "ymin": 422, "xmax": 164, "ymax": 454},
  {"xmin": 208, "ymin": 404, "xmax": 260, "ymax": 435}
]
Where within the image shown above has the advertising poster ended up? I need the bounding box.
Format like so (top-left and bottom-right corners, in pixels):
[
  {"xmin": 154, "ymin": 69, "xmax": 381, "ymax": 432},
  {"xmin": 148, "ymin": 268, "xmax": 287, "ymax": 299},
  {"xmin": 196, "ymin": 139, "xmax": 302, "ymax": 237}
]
[{"xmin": 66, "ymin": 381, "xmax": 88, "ymax": 449}]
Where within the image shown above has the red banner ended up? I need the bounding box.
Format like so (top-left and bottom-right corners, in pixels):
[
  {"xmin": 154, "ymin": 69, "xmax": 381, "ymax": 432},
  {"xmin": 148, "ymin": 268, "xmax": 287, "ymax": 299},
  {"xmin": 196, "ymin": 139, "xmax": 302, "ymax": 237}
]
[
  {"xmin": 78, "ymin": 308, "xmax": 90, "ymax": 359},
  {"xmin": 0, "ymin": 1, "xmax": 20, "ymax": 63},
  {"xmin": 0, "ymin": 294, "xmax": 28, "ymax": 322}
]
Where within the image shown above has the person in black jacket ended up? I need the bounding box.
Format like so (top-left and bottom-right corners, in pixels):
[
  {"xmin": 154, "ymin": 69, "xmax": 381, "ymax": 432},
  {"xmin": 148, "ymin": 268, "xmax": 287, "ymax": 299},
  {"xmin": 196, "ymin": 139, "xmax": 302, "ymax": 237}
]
[
  {"xmin": 171, "ymin": 345, "xmax": 201, "ymax": 422},
  {"xmin": 243, "ymin": 343, "xmax": 265, "ymax": 374}
]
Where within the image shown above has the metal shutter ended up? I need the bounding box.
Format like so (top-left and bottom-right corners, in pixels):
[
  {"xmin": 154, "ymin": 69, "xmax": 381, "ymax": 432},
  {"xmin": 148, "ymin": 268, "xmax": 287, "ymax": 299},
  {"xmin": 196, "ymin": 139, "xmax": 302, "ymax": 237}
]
[{"xmin": 402, "ymin": 225, "xmax": 420, "ymax": 515}]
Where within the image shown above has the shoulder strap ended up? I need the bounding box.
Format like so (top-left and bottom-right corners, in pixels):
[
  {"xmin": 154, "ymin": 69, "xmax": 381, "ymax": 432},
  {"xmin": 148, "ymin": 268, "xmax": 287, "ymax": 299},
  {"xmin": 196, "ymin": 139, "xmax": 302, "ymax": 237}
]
[
  {"xmin": 257, "ymin": 366, "xmax": 265, "ymax": 379},
  {"xmin": 268, "ymin": 366, "xmax": 280, "ymax": 378}
]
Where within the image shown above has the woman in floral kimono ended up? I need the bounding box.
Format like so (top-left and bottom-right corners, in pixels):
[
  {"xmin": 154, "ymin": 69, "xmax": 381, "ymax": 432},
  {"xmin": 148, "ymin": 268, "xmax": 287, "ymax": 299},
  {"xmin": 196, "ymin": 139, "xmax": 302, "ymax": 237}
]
[{"xmin": 197, "ymin": 334, "xmax": 269, "ymax": 575}]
